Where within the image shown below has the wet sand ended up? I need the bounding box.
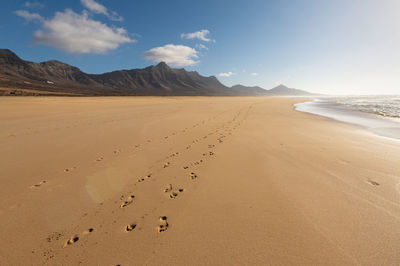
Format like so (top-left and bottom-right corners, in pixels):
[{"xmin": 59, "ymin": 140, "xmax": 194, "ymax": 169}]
[{"xmin": 0, "ymin": 96, "xmax": 400, "ymax": 265}]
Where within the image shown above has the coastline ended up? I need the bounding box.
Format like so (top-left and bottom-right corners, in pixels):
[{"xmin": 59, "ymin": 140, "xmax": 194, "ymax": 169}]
[
  {"xmin": 295, "ymin": 99, "xmax": 400, "ymax": 141},
  {"xmin": 1, "ymin": 96, "xmax": 400, "ymax": 265}
]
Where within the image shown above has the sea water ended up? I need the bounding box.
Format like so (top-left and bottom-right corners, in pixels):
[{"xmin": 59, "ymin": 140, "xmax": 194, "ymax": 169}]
[{"xmin": 294, "ymin": 95, "xmax": 400, "ymax": 140}]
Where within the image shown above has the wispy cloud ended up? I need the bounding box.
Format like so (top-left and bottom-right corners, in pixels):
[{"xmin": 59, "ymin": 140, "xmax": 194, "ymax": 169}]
[
  {"xmin": 251, "ymin": 72, "xmax": 259, "ymax": 76},
  {"xmin": 15, "ymin": 10, "xmax": 44, "ymax": 22},
  {"xmin": 218, "ymin": 72, "xmax": 235, "ymax": 77},
  {"xmin": 181, "ymin": 29, "xmax": 214, "ymax": 42},
  {"xmin": 80, "ymin": 0, "xmax": 123, "ymax": 21},
  {"xmin": 24, "ymin": 1, "xmax": 44, "ymax": 9},
  {"xmin": 143, "ymin": 44, "xmax": 199, "ymax": 67},
  {"xmin": 196, "ymin": 43, "xmax": 208, "ymax": 50}
]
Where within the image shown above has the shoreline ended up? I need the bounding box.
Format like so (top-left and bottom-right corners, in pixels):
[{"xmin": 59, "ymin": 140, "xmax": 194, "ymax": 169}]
[
  {"xmin": 295, "ymin": 99, "xmax": 400, "ymax": 141},
  {"xmin": 1, "ymin": 97, "xmax": 400, "ymax": 265}
]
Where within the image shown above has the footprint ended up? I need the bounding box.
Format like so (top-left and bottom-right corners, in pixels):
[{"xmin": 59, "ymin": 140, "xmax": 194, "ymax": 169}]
[
  {"xmin": 120, "ymin": 194, "xmax": 135, "ymax": 208},
  {"xmin": 183, "ymin": 166, "xmax": 189, "ymax": 169},
  {"xmin": 113, "ymin": 149, "xmax": 121, "ymax": 155},
  {"xmin": 64, "ymin": 235, "xmax": 79, "ymax": 247},
  {"xmin": 367, "ymin": 179, "xmax": 380, "ymax": 186},
  {"xmin": 164, "ymin": 184, "xmax": 172, "ymax": 192},
  {"xmin": 209, "ymin": 151, "xmax": 214, "ymax": 156},
  {"xmin": 64, "ymin": 167, "xmax": 76, "ymax": 173},
  {"xmin": 190, "ymin": 172, "xmax": 198, "ymax": 180},
  {"xmin": 96, "ymin": 157, "xmax": 103, "ymax": 162},
  {"xmin": 137, "ymin": 174, "xmax": 152, "ymax": 183},
  {"xmin": 82, "ymin": 228, "xmax": 94, "ymax": 235},
  {"xmin": 163, "ymin": 162, "xmax": 171, "ymax": 168},
  {"xmin": 30, "ymin": 180, "xmax": 46, "ymax": 189},
  {"xmin": 158, "ymin": 216, "xmax": 169, "ymax": 232},
  {"xmin": 169, "ymin": 192, "xmax": 178, "ymax": 199},
  {"xmin": 125, "ymin": 223, "xmax": 137, "ymax": 232},
  {"xmin": 193, "ymin": 160, "xmax": 203, "ymax": 165},
  {"xmin": 169, "ymin": 188, "xmax": 184, "ymax": 199}
]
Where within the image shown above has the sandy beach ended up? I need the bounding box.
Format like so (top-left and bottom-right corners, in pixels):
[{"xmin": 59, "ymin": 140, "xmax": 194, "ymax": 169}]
[{"xmin": 1, "ymin": 96, "xmax": 400, "ymax": 265}]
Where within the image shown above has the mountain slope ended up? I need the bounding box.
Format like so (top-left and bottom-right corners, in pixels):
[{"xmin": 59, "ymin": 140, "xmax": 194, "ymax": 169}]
[
  {"xmin": 0, "ymin": 49, "xmax": 239, "ymax": 96},
  {"xmin": 269, "ymin": 84, "xmax": 312, "ymax": 96},
  {"xmin": 230, "ymin": 84, "xmax": 269, "ymax": 96},
  {"xmin": 0, "ymin": 49, "xmax": 313, "ymax": 96}
]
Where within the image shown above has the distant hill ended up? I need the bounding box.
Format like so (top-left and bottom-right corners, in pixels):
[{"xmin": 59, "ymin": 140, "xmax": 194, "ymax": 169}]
[
  {"xmin": 231, "ymin": 84, "xmax": 314, "ymax": 96},
  {"xmin": 230, "ymin": 84, "xmax": 268, "ymax": 96},
  {"xmin": 268, "ymin": 84, "xmax": 312, "ymax": 96},
  {"xmin": 0, "ymin": 49, "xmax": 314, "ymax": 96}
]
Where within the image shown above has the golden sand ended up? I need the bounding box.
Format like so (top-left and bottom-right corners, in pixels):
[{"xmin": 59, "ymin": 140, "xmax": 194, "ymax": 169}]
[{"xmin": 0, "ymin": 96, "xmax": 399, "ymax": 265}]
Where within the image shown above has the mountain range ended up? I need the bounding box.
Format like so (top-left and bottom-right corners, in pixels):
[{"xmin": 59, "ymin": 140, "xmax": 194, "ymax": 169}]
[{"xmin": 0, "ymin": 49, "xmax": 313, "ymax": 96}]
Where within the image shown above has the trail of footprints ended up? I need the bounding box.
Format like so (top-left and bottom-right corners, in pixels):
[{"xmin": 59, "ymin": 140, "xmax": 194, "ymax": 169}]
[{"xmin": 45, "ymin": 105, "xmax": 252, "ymax": 258}]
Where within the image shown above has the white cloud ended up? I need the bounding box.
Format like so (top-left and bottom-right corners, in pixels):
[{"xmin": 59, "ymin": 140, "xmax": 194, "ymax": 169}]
[
  {"xmin": 251, "ymin": 72, "xmax": 259, "ymax": 76},
  {"xmin": 15, "ymin": 10, "xmax": 44, "ymax": 22},
  {"xmin": 143, "ymin": 44, "xmax": 199, "ymax": 67},
  {"xmin": 196, "ymin": 44, "xmax": 208, "ymax": 50},
  {"xmin": 24, "ymin": 1, "xmax": 44, "ymax": 9},
  {"xmin": 32, "ymin": 9, "xmax": 134, "ymax": 54},
  {"xmin": 181, "ymin": 29, "xmax": 213, "ymax": 42},
  {"xmin": 218, "ymin": 72, "xmax": 235, "ymax": 77},
  {"xmin": 80, "ymin": 0, "xmax": 123, "ymax": 21}
]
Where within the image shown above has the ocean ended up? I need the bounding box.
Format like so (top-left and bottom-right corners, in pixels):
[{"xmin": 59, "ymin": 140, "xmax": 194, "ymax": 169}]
[{"xmin": 295, "ymin": 95, "xmax": 400, "ymax": 140}]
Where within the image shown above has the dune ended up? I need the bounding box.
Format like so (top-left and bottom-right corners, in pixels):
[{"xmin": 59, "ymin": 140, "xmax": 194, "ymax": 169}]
[{"xmin": 0, "ymin": 96, "xmax": 399, "ymax": 265}]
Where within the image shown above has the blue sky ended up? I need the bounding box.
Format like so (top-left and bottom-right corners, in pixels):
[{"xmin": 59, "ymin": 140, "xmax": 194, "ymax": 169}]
[{"xmin": 1, "ymin": 0, "xmax": 400, "ymax": 94}]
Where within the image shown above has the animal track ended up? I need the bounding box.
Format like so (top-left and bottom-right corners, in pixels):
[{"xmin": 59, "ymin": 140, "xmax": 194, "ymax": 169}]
[
  {"xmin": 96, "ymin": 157, "xmax": 103, "ymax": 162},
  {"xmin": 158, "ymin": 216, "xmax": 169, "ymax": 232},
  {"xmin": 120, "ymin": 194, "xmax": 135, "ymax": 208},
  {"xmin": 163, "ymin": 162, "xmax": 171, "ymax": 168},
  {"xmin": 30, "ymin": 180, "xmax": 46, "ymax": 188},
  {"xmin": 125, "ymin": 223, "xmax": 137, "ymax": 232}
]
